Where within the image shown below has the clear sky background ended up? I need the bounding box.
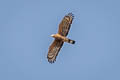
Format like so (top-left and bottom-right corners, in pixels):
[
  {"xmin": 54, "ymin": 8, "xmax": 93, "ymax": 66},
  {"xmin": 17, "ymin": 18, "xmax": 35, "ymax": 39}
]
[{"xmin": 0, "ymin": 0, "xmax": 120, "ymax": 80}]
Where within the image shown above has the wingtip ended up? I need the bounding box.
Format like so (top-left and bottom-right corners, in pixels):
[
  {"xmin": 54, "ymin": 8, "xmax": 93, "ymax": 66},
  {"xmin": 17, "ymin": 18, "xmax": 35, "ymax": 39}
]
[
  {"xmin": 48, "ymin": 59, "xmax": 56, "ymax": 64},
  {"xmin": 47, "ymin": 56, "xmax": 56, "ymax": 64},
  {"xmin": 67, "ymin": 12, "xmax": 74, "ymax": 19}
]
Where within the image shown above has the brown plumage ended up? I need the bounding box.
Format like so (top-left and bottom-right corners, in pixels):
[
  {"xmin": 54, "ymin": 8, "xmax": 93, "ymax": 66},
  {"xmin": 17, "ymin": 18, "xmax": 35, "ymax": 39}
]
[{"xmin": 47, "ymin": 13, "xmax": 75, "ymax": 63}]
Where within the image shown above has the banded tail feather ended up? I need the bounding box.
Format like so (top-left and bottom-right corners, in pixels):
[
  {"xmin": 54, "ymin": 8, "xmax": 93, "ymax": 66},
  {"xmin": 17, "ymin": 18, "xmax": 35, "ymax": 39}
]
[{"xmin": 68, "ymin": 39, "xmax": 75, "ymax": 44}]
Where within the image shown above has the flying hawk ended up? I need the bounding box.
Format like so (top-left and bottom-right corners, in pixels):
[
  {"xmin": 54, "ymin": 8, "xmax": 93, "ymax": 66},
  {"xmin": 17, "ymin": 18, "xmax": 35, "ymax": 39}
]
[{"xmin": 47, "ymin": 13, "xmax": 75, "ymax": 63}]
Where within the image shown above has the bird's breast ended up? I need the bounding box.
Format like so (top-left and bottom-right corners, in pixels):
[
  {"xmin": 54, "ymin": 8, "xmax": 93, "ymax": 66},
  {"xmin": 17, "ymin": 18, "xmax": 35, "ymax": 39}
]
[{"xmin": 54, "ymin": 34, "xmax": 65, "ymax": 41}]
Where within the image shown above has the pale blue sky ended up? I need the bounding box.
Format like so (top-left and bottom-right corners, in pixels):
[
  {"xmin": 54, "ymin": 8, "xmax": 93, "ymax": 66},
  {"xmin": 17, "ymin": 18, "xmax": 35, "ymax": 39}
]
[{"xmin": 0, "ymin": 0, "xmax": 120, "ymax": 80}]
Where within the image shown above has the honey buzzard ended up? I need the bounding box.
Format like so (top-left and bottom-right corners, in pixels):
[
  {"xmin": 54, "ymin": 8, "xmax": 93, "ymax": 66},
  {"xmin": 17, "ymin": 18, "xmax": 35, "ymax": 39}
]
[{"xmin": 47, "ymin": 13, "xmax": 75, "ymax": 63}]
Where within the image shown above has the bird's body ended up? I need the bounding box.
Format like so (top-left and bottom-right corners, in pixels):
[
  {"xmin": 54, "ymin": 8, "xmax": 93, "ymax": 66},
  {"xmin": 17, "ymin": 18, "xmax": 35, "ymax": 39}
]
[
  {"xmin": 47, "ymin": 13, "xmax": 75, "ymax": 63},
  {"xmin": 51, "ymin": 34, "xmax": 75, "ymax": 44}
]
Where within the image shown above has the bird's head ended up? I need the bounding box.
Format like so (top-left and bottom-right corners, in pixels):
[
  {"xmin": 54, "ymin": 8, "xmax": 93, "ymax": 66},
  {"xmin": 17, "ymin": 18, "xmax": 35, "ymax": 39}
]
[{"xmin": 50, "ymin": 34, "xmax": 55, "ymax": 38}]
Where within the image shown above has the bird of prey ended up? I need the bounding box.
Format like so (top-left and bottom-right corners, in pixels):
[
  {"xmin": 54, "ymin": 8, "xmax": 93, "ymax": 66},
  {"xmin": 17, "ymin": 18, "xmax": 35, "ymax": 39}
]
[{"xmin": 47, "ymin": 13, "xmax": 75, "ymax": 63}]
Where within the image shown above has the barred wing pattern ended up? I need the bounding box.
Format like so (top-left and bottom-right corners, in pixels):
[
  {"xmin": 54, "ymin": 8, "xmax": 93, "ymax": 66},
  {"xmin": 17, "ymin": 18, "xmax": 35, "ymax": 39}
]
[
  {"xmin": 47, "ymin": 39, "xmax": 63, "ymax": 63},
  {"xmin": 58, "ymin": 13, "xmax": 74, "ymax": 37}
]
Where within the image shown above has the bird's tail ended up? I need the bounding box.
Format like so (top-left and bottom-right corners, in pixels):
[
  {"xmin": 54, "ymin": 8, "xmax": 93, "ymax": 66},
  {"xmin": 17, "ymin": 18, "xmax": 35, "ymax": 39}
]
[{"xmin": 67, "ymin": 39, "xmax": 75, "ymax": 44}]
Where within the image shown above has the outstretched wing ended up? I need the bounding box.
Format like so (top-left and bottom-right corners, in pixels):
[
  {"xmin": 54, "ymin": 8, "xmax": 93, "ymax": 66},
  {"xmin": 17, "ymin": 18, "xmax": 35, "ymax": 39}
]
[
  {"xmin": 47, "ymin": 39, "xmax": 63, "ymax": 63},
  {"xmin": 58, "ymin": 13, "xmax": 74, "ymax": 36}
]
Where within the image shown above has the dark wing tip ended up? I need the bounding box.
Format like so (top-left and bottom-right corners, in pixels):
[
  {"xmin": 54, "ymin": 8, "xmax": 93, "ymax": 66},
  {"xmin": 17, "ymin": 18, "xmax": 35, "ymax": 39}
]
[
  {"xmin": 66, "ymin": 13, "xmax": 74, "ymax": 19},
  {"xmin": 47, "ymin": 57, "xmax": 56, "ymax": 64},
  {"xmin": 47, "ymin": 55, "xmax": 56, "ymax": 64}
]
